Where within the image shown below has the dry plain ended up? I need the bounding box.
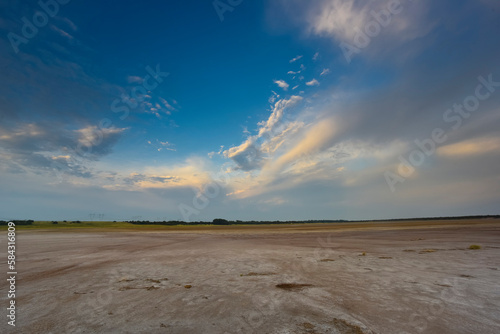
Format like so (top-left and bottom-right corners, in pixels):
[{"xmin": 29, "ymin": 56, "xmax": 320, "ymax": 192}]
[{"xmin": 1, "ymin": 219, "xmax": 500, "ymax": 333}]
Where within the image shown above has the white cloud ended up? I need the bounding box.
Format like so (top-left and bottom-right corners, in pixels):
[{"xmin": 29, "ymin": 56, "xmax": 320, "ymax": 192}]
[
  {"xmin": 127, "ymin": 76, "xmax": 143, "ymax": 84},
  {"xmin": 62, "ymin": 18, "xmax": 78, "ymax": 31},
  {"xmin": 306, "ymin": 78, "xmax": 320, "ymax": 86},
  {"xmin": 285, "ymin": 0, "xmax": 435, "ymax": 61},
  {"xmin": 51, "ymin": 25, "xmax": 74, "ymax": 40},
  {"xmin": 225, "ymin": 117, "xmax": 343, "ymax": 199},
  {"xmin": 223, "ymin": 95, "xmax": 303, "ymax": 171},
  {"xmin": 289, "ymin": 55, "xmax": 303, "ymax": 63},
  {"xmin": 437, "ymin": 137, "xmax": 500, "ymax": 158},
  {"xmin": 159, "ymin": 97, "xmax": 176, "ymax": 111},
  {"xmin": 268, "ymin": 91, "xmax": 279, "ymax": 103},
  {"xmin": 274, "ymin": 79, "xmax": 290, "ymax": 91},
  {"xmin": 259, "ymin": 197, "xmax": 287, "ymax": 206},
  {"xmin": 320, "ymin": 68, "xmax": 331, "ymax": 76},
  {"xmin": 147, "ymin": 139, "xmax": 176, "ymax": 152},
  {"xmin": 313, "ymin": 52, "xmax": 320, "ymax": 61},
  {"xmin": 258, "ymin": 95, "xmax": 303, "ymax": 137},
  {"xmin": 76, "ymin": 126, "xmax": 126, "ymax": 148},
  {"xmin": 207, "ymin": 145, "xmax": 224, "ymax": 159},
  {"xmin": 308, "ymin": 0, "xmax": 369, "ymax": 42}
]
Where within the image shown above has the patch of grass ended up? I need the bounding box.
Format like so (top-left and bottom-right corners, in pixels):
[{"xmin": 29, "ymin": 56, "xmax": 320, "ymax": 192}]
[
  {"xmin": 359, "ymin": 252, "xmax": 366, "ymax": 256},
  {"xmin": 319, "ymin": 259, "xmax": 335, "ymax": 262},
  {"xmin": 276, "ymin": 283, "xmax": 313, "ymax": 291},
  {"xmin": 332, "ymin": 318, "xmax": 365, "ymax": 334},
  {"xmin": 119, "ymin": 278, "xmax": 135, "ymax": 282},
  {"xmin": 419, "ymin": 249, "xmax": 437, "ymax": 254},
  {"xmin": 302, "ymin": 322, "xmax": 315, "ymax": 329},
  {"xmin": 403, "ymin": 249, "xmax": 416, "ymax": 252},
  {"xmin": 144, "ymin": 278, "xmax": 168, "ymax": 283},
  {"xmin": 119, "ymin": 286, "xmax": 159, "ymax": 291},
  {"xmin": 379, "ymin": 256, "xmax": 393, "ymax": 259},
  {"xmin": 0, "ymin": 220, "xmax": 141, "ymax": 230},
  {"xmin": 184, "ymin": 285, "xmax": 192, "ymax": 289},
  {"xmin": 468, "ymin": 244, "xmax": 481, "ymax": 250},
  {"xmin": 0, "ymin": 220, "xmax": 218, "ymax": 231},
  {"xmin": 146, "ymin": 279, "xmax": 161, "ymax": 283}
]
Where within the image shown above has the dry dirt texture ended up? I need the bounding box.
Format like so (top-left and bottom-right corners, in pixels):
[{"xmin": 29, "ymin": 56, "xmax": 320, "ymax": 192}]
[{"xmin": 1, "ymin": 219, "xmax": 500, "ymax": 333}]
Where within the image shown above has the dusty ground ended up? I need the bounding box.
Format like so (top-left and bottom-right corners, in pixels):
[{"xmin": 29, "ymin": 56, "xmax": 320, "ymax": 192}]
[{"xmin": 1, "ymin": 219, "xmax": 500, "ymax": 333}]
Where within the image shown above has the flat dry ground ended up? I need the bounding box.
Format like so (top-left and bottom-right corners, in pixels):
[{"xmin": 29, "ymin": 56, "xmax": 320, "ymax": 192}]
[{"xmin": 1, "ymin": 219, "xmax": 499, "ymax": 333}]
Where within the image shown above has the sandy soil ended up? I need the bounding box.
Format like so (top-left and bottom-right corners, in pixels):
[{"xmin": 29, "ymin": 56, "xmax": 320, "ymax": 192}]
[{"xmin": 1, "ymin": 219, "xmax": 499, "ymax": 333}]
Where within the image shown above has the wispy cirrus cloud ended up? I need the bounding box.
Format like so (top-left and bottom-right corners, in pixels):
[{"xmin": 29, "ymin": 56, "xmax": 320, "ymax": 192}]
[
  {"xmin": 147, "ymin": 139, "xmax": 176, "ymax": 152},
  {"xmin": 223, "ymin": 95, "xmax": 303, "ymax": 171},
  {"xmin": 50, "ymin": 25, "xmax": 74, "ymax": 40},
  {"xmin": 289, "ymin": 55, "xmax": 303, "ymax": 63}
]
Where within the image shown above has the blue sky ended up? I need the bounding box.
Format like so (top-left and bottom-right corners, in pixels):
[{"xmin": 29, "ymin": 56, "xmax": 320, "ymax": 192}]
[{"xmin": 1, "ymin": 0, "xmax": 499, "ymax": 221}]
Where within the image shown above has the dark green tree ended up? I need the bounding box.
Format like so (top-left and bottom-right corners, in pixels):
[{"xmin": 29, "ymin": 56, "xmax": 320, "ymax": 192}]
[{"xmin": 212, "ymin": 218, "xmax": 230, "ymax": 225}]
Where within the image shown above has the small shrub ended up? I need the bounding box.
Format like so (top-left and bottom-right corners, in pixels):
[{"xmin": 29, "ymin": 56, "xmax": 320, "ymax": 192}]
[
  {"xmin": 276, "ymin": 283, "xmax": 312, "ymax": 291},
  {"xmin": 419, "ymin": 249, "xmax": 437, "ymax": 254},
  {"xmin": 469, "ymin": 245, "xmax": 481, "ymax": 250},
  {"xmin": 240, "ymin": 272, "xmax": 276, "ymax": 277},
  {"xmin": 52, "ymin": 221, "xmax": 58, "ymax": 224}
]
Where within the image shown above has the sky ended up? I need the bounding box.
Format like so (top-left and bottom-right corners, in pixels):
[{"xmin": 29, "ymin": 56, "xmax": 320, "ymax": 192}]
[{"xmin": 0, "ymin": 0, "xmax": 499, "ymax": 221}]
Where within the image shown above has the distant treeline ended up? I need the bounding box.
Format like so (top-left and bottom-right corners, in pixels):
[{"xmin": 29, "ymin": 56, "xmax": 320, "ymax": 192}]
[
  {"xmin": 0, "ymin": 220, "xmax": 34, "ymax": 225},
  {"xmin": 126, "ymin": 215, "xmax": 499, "ymax": 226},
  {"xmin": 2, "ymin": 216, "xmax": 498, "ymax": 227},
  {"xmin": 127, "ymin": 218, "xmax": 348, "ymax": 226},
  {"xmin": 350, "ymin": 215, "xmax": 500, "ymax": 222}
]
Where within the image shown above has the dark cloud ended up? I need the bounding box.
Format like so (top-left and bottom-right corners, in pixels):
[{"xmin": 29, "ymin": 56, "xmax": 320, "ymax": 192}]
[
  {"xmin": 122, "ymin": 173, "xmax": 180, "ymax": 186},
  {"xmin": 0, "ymin": 121, "xmax": 126, "ymax": 177},
  {"xmin": 226, "ymin": 142, "xmax": 265, "ymax": 171}
]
